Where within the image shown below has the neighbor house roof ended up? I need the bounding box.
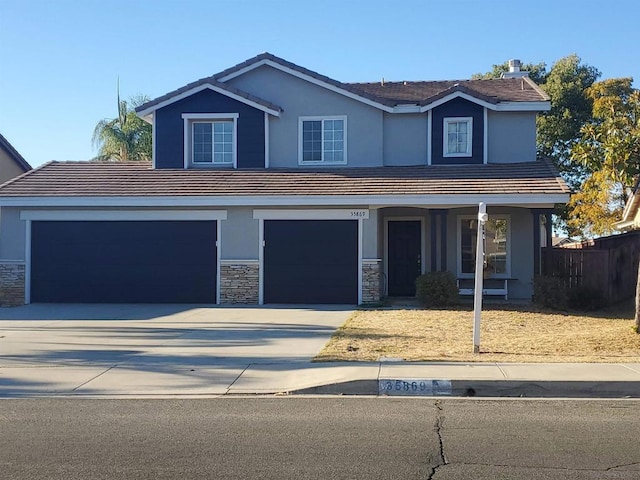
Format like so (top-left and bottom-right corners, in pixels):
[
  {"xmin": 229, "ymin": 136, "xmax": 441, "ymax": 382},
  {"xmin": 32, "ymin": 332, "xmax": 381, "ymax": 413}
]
[
  {"xmin": 137, "ymin": 52, "xmax": 550, "ymax": 117},
  {"xmin": 0, "ymin": 133, "xmax": 32, "ymax": 173},
  {"xmin": 616, "ymin": 179, "xmax": 640, "ymax": 231},
  {"xmin": 0, "ymin": 160, "xmax": 569, "ymax": 201}
]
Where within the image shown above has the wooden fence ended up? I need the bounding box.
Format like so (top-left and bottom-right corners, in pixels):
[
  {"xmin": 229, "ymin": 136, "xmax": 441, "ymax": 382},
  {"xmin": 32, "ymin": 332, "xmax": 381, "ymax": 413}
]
[{"xmin": 541, "ymin": 240, "xmax": 639, "ymax": 304}]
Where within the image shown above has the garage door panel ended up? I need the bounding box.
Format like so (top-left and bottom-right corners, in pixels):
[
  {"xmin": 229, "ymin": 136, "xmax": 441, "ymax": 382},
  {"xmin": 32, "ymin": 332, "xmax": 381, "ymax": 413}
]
[
  {"xmin": 264, "ymin": 220, "xmax": 357, "ymax": 304},
  {"xmin": 31, "ymin": 221, "xmax": 216, "ymax": 303}
]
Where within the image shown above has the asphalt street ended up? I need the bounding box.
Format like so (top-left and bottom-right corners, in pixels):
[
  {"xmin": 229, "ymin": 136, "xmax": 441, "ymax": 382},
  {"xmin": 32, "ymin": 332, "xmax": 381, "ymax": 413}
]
[{"xmin": 1, "ymin": 398, "xmax": 639, "ymax": 479}]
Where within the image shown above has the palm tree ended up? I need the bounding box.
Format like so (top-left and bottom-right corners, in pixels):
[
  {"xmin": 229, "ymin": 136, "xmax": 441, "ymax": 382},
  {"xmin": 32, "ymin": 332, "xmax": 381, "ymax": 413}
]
[{"xmin": 92, "ymin": 88, "xmax": 152, "ymax": 162}]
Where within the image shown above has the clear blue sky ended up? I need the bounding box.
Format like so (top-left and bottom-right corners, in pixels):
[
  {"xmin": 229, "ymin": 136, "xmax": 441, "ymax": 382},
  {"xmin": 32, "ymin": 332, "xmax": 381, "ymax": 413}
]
[{"xmin": 1, "ymin": 0, "xmax": 638, "ymax": 168}]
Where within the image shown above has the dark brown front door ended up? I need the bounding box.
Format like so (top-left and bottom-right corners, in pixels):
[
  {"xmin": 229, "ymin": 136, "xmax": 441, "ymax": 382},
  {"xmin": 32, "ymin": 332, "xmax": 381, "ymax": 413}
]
[{"xmin": 387, "ymin": 220, "xmax": 422, "ymax": 296}]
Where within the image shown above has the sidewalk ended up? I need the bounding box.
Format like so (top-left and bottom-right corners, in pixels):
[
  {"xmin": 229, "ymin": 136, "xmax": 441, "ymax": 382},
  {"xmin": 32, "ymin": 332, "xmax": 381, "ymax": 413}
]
[
  {"xmin": 2, "ymin": 360, "xmax": 640, "ymax": 398},
  {"xmin": 1, "ymin": 303, "xmax": 639, "ymax": 399}
]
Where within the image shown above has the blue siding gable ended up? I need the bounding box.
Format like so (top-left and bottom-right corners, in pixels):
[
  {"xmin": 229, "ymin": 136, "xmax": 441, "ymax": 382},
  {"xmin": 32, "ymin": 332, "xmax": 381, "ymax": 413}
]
[
  {"xmin": 431, "ymin": 97, "xmax": 484, "ymax": 165},
  {"xmin": 155, "ymin": 89, "xmax": 265, "ymax": 169}
]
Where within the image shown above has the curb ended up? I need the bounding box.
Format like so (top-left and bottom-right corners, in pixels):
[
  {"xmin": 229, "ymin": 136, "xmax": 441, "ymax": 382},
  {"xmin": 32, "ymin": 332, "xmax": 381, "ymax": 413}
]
[{"xmin": 293, "ymin": 380, "xmax": 640, "ymax": 398}]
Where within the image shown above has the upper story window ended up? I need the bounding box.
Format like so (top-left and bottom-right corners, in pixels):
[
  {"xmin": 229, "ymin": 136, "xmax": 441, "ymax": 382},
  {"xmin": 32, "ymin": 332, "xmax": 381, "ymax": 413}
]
[
  {"xmin": 458, "ymin": 215, "xmax": 510, "ymax": 278},
  {"xmin": 182, "ymin": 113, "xmax": 238, "ymax": 168},
  {"xmin": 444, "ymin": 117, "xmax": 472, "ymax": 157},
  {"xmin": 298, "ymin": 116, "xmax": 347, "ymax": 165}
]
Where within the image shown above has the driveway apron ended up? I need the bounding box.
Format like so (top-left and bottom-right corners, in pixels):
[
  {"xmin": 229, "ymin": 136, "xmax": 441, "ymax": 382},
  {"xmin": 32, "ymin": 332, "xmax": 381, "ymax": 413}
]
[{"xmin": 0, "ymin": 304, "xmax": 352, "ymax": 396}]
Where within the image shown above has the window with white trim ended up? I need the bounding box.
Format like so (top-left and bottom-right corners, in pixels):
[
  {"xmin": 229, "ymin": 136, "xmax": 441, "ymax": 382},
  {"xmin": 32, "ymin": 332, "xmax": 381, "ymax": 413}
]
[
  {"xmin": 182, "ymin": 113, "xmax": 238, "ymax": 168},
  {"xmin": 299, "ymin": 116, "xmax": 347, "ymax": 164},
  {"xmin": 444, "ymin": 117, "xmax": 472, "ymax": 157},
  {"xmin": 458, "ymin": 216, "xmax": 510, "ymax": 277}
]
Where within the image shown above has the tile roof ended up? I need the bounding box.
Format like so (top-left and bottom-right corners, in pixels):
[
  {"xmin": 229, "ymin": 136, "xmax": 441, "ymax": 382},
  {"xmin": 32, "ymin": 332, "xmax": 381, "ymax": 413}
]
[
  {"xmin": 0, "ymin": 160, "xmax": 569, "ymax": 198},
  {"xmin": 136, "ymin": 53, "xmax": 549, "ymax": 115},
  {"xmin": 347, "ymin": 77, "xmax": 549, "ymax": 105}
]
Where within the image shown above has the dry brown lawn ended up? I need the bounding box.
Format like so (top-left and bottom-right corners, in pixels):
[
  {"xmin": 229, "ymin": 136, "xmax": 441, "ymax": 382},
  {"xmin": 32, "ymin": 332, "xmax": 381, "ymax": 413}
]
[{"xmin": 315, "ymin": 302, "xmax": 640, "ymax": 363}]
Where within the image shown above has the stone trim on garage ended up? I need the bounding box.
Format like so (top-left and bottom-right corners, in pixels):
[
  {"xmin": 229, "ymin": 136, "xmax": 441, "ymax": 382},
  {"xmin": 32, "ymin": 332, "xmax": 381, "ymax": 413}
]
[
  {"xmin": 220, "ymin": 260, "xmax": 259, "ymax": 304},
  {"xmin": 0, "ymin": 261, "xmax": 25, "ymax": 306},
  {"xmin": 362, "ymin": 259, "xmax": 381, "ymax": 304}
]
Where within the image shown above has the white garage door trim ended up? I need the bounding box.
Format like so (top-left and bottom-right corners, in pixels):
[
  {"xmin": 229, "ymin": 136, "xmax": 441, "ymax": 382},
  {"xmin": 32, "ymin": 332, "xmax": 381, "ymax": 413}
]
[
  {"xmin": 253, "ymin": 209, "xmax": 368, "ymax": 305},
  {"xmin": 20, "ymin": 209, "xmax": 227, "ymax": 304}
]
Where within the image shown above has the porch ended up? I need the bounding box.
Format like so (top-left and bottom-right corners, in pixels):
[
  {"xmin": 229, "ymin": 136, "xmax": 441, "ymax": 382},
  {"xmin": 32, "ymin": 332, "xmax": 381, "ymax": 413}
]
[{"xmin": 368, "ymin": 206, "xmax": 553, "ymax": 302}]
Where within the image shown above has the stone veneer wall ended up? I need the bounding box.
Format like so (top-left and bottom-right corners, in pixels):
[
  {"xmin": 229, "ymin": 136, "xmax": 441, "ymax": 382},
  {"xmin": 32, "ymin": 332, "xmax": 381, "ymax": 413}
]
[
  {"xmin": 219, "ymin": 262, "xmax": 259, "ymax": 304},
  {"xmin": 362, "ymin": 262, "xmax": 381, "ymax": 303},
  {"xmin": 0, "ymin": 262, "xmax": 25, "ymax": 306}
]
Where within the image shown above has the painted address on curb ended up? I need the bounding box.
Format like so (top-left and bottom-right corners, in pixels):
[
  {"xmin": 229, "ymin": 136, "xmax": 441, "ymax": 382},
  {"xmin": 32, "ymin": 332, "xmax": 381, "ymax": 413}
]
[{"xmin": 379, "ymin": 379, "xmax": 452, "ymax": 396}]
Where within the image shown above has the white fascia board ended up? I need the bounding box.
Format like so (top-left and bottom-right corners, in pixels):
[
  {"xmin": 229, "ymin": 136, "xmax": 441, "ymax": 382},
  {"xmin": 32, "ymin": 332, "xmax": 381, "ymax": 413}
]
[
  {"xmin": 614, "ymin": 219, "xmax": 636, "ymax": 231},
  {"xmin": 219, "ymin": 59, "xmax": 395, "ymax": 113},
  {"xmin": 20, "ymin": 210, "xmax": 228, "ymax": 221},
  {"xmin": 418, "ymin": 91, "xmax": 550, "ymax": 113},
  {"xmin": 3, "ymin": 193, "xmax": 569, "ymax": 208},
  {"xmin": 420, "ymin": 92, "xmax": 497, "ymax": 112},
  {"xmin": 136, "ymin": 83, "xmax": 281, "ymax": 118},
  {"xmin": 494, "ymin": 101, "xmax": 551, "ymax": 112},
  {"xmin": 253, "ymin": 209, "xmax": 369, "ymax": 220},
  {"xmin": 216, "ymin": 59, "xmax": 271, "ymax": 82}
]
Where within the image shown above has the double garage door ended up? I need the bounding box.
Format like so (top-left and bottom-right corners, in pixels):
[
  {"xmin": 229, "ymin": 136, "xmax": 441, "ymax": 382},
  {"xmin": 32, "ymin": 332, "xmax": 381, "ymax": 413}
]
[
  {"xmin": 30, "ymin": 219, "xmax": 358, "ymax": 304},
  {"xmin": 31, "ymin": 221, "xmax": 217, "ymax": 303}
]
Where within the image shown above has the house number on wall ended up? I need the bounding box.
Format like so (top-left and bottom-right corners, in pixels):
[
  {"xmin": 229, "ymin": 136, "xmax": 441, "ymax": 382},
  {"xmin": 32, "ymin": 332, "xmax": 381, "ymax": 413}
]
[{"xmin": 349, "ymin": 210, "xmax": 369, "ymax": 218}]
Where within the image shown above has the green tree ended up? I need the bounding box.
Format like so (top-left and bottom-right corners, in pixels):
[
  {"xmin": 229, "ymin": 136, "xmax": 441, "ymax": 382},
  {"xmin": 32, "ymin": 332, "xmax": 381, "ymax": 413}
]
[
  {"xmin": 92, "ymin": 93, "xmax": 152, "ymax": 161},
  {"xmin": 569, "ymin": 78, "xmax": 640, "ymax": 236},
  {"xmin": 474, "ymin": 55, "xmax": 600, "ymax": 190},
  {"xmin": 536, "ymin": 55, "xmax": 600, "ymax": 189}
]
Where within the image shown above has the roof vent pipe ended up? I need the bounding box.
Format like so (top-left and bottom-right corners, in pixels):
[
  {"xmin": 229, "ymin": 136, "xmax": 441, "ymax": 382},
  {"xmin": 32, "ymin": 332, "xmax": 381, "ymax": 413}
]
[
  {"xmin": 508, "ymin": 59, "xmax": 522, "ymax": 73},
  {"xmin": 501, "ymin": 59, "xmax": 528, "ymax": 79}
]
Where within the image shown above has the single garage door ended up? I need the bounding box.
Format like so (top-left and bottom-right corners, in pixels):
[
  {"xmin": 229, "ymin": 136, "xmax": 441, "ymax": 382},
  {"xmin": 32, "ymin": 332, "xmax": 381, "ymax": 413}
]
[
  {"xmin": 31, "ymin": 221, "xmax": 217, "ymax": 303},
  {"xmin": 264, "ymin": 220, "xmax": 358, "ymax": 304}
]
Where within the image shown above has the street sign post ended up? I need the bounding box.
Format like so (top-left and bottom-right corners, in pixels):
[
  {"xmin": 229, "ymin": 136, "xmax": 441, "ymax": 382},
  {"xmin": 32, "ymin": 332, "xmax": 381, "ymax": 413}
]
[{"xmin": 473, "ymin": 202, "xmax": 487, "ymax": 354}]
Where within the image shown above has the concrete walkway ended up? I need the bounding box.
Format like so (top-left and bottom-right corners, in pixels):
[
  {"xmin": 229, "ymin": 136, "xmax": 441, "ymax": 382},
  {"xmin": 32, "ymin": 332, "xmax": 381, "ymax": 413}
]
[{"xmin": 1, "ymin": 304, "xmax": 640, "ymax": 398}]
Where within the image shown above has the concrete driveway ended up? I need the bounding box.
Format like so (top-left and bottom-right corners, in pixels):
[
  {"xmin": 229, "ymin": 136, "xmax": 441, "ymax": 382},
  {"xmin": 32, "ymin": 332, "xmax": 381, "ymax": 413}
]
[{"xmin": 0, "ymin": 304, "xmax": 365, "ymax": 397}]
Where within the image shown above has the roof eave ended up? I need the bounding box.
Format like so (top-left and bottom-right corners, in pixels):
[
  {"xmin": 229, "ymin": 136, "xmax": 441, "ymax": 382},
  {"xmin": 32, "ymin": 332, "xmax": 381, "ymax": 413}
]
[
  {"xmin": 0, "ymin": 192, "xmax": 571, "ymax": 208},
  {"xmin": 136, "ymin": 82, "xmax": 283, "ymax": 119},
  {"xmin": 418, "ymin": 90, "xmax": 550, "ymax": 112}
]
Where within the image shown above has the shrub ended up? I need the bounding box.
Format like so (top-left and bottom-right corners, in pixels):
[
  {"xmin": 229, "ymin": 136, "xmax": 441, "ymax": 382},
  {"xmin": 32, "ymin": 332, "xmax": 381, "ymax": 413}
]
[
  {"xmin": 567, "ymin": 285, "xmax": 607, "ymax": 311},
  {"xmin": 415, "ymin": 271, "xmax": 459, "ymax": 307},
  {"xmin": 533, "ymin": 276, "xmax": 608, "ymax": 311},
  {"xmin": 532, "ymin": 275, "xmax": 568, "ymax": 309}
]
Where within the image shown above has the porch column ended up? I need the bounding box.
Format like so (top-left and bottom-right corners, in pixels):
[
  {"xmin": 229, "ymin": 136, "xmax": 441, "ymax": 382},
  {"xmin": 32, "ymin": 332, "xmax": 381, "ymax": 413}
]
[
  {"xmin": 532, "ymin": 210, "xmax": 542, "ymax": 275},
  {"xmin": 439, "ymin": 210, "xmax": 448, "ymax": 271},
  {"xmin": 430, "ymin": 210, "xmax": 438, "ymax": 272},
  {"xmin": 531, "ymin": 209, "xmax": 553, "ymax": 275},
  {"xmin": 430, "ymin": 209, "xmax": 448, "ymax": 272},
  {"xmin": 544, "ymin": 213, "xmax": 553, "ymax": 250}
]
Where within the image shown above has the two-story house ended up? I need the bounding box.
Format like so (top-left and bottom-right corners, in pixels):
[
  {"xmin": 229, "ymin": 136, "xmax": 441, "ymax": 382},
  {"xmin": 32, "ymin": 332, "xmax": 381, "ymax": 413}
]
[{"xmin": 0, "ymin": 53, "xmax": 569, "ymax": 306}]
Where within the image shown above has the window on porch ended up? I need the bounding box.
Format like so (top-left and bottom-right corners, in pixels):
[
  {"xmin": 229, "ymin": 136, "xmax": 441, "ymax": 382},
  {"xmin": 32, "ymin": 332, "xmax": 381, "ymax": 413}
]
[{"xmin": 459, "ymin": 216, "xmax": 510, "ymax": 277}]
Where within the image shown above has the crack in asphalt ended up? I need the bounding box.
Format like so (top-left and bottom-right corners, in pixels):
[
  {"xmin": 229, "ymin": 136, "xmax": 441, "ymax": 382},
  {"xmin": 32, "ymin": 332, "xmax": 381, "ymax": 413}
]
[
  {"xmin": 441, "ymin": 461, "xmax": 640, "ymax": 473},
  {"xmin": 606, "ymin": 461, "xmax": 640, "ymax": 471},
  {"xmin": 426, "ymin": 400, "xmax": 448, "ymax": 480}
]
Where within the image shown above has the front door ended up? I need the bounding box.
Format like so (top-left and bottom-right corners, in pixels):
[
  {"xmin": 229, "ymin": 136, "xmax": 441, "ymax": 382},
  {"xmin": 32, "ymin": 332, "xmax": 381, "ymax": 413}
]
[{"xmin": 387, "ymin": 220, "xmax": 422, "ymax": 296}]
